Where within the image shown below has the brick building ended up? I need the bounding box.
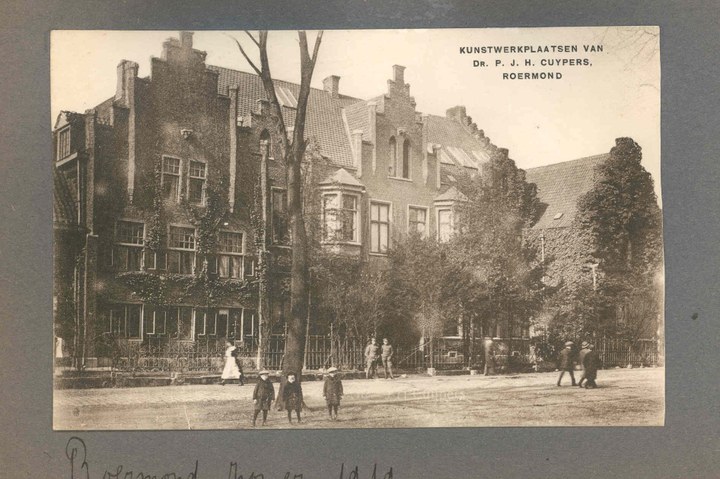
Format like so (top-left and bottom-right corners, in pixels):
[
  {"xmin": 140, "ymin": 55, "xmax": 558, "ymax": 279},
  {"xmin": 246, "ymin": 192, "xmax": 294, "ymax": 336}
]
[{"xmin": 54, "ymin": 32, "xmax": 605, "ymax": 365}]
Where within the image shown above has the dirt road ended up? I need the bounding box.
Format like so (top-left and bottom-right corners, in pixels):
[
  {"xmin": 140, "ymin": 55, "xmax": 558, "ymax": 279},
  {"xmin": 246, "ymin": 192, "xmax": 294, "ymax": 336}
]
[{"xmin": 54, "ymin": 367, "xmax": 664, "ymax": 429}]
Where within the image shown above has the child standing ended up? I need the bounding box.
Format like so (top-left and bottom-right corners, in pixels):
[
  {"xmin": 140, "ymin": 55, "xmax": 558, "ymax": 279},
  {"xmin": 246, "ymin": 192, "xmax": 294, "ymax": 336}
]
[
  {"xmin": 252, "ymin": 370, "xmax": 275, "ymax": 426},
  {"xmin": 323, "ymin": 367, "xmax": 343, "ymax": 421},
  {"xmin": 282, "ymin": 372, "xmax": 303, "ymax": 424}
]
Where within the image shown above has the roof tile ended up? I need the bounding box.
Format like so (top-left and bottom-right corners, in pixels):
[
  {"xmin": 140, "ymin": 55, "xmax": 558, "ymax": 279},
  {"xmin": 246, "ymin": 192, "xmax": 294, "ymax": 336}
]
[{"xmin": 525, "ymin": 154, "xmax": 609, "ymax": 229}]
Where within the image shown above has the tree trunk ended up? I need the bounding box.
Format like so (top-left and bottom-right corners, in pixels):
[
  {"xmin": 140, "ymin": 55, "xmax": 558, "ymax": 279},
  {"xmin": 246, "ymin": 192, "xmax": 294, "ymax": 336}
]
[{"xmin": 283, "ymin": 157, "xmax": 309, "ymax": 376}]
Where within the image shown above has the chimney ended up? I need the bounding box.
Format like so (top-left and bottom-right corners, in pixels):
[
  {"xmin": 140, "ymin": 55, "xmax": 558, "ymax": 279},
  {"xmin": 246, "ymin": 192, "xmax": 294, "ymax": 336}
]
[
  {"xmin": 323, "ymin": 75, "xmax": 340, "ymax": 99},
  {"xmin": 446, "ymin": 106, "xmax": 467, "ymax": 124},
  {"xmin": 115, "ymin": 60, "xmax": 138, "ymax": 106},
  {"xmin": 392, "ymin": 65, "xmax": 406, "ymax": 84},
  {"xmin": 180, "ymin": 31, "xmax": 194, "ymax": 49}
]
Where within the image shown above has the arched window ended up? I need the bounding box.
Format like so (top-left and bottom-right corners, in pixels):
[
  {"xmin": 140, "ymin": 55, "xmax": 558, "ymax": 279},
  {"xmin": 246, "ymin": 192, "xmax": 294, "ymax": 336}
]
[
  {"xmin": 402, "ymin": 139, "xmax": 411, "ymax": 179},
  {"xmin": 389, "ymin": 136, "xmax": 397, "ymax": 176}
]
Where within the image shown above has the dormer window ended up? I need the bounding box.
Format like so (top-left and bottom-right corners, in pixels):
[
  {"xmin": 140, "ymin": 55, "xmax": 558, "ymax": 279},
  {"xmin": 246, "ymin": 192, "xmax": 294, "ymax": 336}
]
[
  {"xmin": 276, "ymin": 86, "xmax": 298, "ymax": 109},
  {"xmin": 57, "ymin": 127, "xmax": 71, "ymax": 161}
]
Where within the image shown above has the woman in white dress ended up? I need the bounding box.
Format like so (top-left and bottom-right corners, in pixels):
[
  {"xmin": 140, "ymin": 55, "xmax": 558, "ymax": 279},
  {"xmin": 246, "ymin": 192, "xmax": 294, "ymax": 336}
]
[{"xmin": 220, "ymin": 340, "xmax": 243, "ymax": 385}]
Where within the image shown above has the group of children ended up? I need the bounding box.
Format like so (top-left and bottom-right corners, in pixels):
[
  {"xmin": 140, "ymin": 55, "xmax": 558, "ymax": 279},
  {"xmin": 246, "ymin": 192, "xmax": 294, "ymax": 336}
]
[
  {"xmin": 222, "ymin": 341, "xmax": 345, "ymax": 427},
  {"xmin": 251, "ymin": 367, "xmax": 344, "ymax": 427}
]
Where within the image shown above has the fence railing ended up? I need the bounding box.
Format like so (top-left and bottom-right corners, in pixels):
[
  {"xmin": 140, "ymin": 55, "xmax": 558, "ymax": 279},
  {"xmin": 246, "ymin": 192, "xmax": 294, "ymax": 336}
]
[
  {"xmin": 597, "ymin": 338, "xmax": 659, "ymax": 368},
  {"xmin": 86, "ymin": 334, "xmax": 659, "ymax": 374}
]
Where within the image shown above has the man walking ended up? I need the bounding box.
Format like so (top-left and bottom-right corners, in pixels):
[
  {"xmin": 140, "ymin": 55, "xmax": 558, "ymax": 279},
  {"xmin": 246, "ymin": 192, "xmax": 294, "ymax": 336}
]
[
  {"xmin": 381, "ymin": 338, "xmax": 394, "ymax": 379},
  {"xmin": 577, "ymin": 341, "xmax": 591, "ymax": 388},
  {"xmin": 556, "ymin": 341, "xmax": 577, "ymax": 386},
  {"xmin": 581, "ymin": 343, "xmax": 600, "ymax": 388},
  {"xmin": 364, "ymin": 338, "xmax": 380, "ymax": 379}
]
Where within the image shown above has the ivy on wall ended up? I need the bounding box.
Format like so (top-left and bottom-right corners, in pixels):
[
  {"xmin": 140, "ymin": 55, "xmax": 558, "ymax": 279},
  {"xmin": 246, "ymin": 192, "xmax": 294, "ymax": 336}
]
[
  {"xmin": 116, "ymin": 271, "xmax": 257, "ymax": 308},
  {"xmin": 105, "ymin": 159, "xmax": 259, "ymax": 309}
]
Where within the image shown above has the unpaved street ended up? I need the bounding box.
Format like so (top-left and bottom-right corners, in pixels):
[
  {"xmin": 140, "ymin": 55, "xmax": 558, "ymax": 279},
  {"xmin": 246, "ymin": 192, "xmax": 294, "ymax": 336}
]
[{"xmin": 54, "ymin": 367, "xmax": 664, "ymax": 429}]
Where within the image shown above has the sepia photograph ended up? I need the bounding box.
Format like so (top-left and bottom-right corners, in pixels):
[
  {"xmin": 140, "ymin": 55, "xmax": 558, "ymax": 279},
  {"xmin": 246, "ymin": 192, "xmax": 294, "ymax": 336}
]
[{"xmin": 51, "ymin": 27, "xmax": 663, "ymax": 430}]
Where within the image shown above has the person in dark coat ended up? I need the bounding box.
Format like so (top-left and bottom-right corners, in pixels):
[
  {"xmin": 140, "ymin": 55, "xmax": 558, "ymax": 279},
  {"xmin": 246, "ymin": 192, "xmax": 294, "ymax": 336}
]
[
  {"xmin": 581, "ymin": 344, "xmax": 600, "ymax": 388},
  {"xmin": 252, "ymin": 370, "xmax": 275, "ymax": 426},
  {"xmin": 282, "ymin": 372, "xmax": 303, "ymax": 424},
  {"xmin": 577, "ymin": 341, "xmax": 591, "ymax": 388},
  {"xmin": 232, "ymin": 346, "xmax": 245, "ymax": 386},
  {"xmin": 556, "ymin": 341, "xmax": 577, "ymax": 386},
  {"xmin": 323, "ymin": 367, "xmax": 344, "ymax": 420}
]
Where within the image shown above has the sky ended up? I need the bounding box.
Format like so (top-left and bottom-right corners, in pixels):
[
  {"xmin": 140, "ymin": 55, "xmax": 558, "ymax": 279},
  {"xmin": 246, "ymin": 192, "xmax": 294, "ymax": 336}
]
[{"xmin": 51, "ymin": 27, "xmax": 661, "ymax": 199}]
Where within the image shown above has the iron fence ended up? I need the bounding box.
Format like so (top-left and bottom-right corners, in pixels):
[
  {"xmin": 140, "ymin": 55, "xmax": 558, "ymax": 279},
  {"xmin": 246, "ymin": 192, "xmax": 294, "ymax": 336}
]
[{"xmin": 91, "ymin": 334, "xmax": 659, "ymax": 374}]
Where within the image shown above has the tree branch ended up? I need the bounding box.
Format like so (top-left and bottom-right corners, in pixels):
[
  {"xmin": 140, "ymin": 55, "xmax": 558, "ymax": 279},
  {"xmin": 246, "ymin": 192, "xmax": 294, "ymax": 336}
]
[
  {"xmin": 226, "ymin": 33, "xmax": 261, "ymax": 76},
  {"xmin": 244, "ymin": 30, "xmax": 260, "ymax": 47}
]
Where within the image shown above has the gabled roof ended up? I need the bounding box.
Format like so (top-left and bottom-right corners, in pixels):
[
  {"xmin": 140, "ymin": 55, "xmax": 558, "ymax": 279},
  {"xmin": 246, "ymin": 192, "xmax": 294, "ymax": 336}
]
[
  {"xmin": 525, "ymin": 154, "xmax": 609, "ymax": 229},
  {"xmin": 427, "ymin": 114, "xmax": 491, "ymax": 170},
  {"xmin": 210, "ymin": 65, "xmax": 496, "ymax": 176},
  {"xmin": 210, "ymin": 66, "xmax": 361, "ymax": 169},
  {"xmin": 344, "ymin": 101, "xmax": 370, "ymax": 141},
  {"xmin": 434, "ymin": 185, "xmax": 468, "ymax": 203},
  {"xmin": 54, "ymin": 111, "xmax": 84, "ymax": 131},
  {"xmin": 319, "ymin": 168, "xmax": 365, "ymax": 189}
]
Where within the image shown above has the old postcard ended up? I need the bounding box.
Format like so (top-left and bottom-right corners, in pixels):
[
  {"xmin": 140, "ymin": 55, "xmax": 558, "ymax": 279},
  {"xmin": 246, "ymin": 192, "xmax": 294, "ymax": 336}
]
[{"xmin": 51, "ymin": 27, "xmax": 663, "ymax": 430}]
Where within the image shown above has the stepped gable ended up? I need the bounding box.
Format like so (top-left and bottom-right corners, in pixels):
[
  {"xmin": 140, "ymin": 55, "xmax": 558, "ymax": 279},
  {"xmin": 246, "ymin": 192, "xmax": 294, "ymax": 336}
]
[
  {"xmin": 210, "ymin": 66, "xmax": 361, "ymax": 169},
  {"xmin": 525, "ymin": 154, "xmax": 609, "ymax": 229}
]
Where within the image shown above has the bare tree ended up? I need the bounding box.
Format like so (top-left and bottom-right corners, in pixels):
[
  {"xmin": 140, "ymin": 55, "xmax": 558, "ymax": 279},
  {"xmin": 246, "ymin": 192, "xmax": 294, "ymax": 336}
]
[{"xmin": 232, "ymin": 31, "xmax": 323, "ymax": 377}]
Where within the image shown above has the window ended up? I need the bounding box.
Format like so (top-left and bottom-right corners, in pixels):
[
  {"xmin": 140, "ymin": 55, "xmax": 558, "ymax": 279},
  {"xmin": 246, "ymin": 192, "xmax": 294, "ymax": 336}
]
[
  {"xmin": 217, "ymin": 231, "xmax": 244, "ymax": 279},
  {"xmin": 165, "ymin": 306, "xmax": 193, "ymax": 340},
  {"xmin": 272, "ymin": 189, "xmax": 289, "ymax": 244},
  {"xmin": 244, "ymin": 256, "xmax": 256, "ymax": 278},
  {"xmin": 113, "ymin": 221, "xmax": 144, "ymax": 271},
  {"xmin": 402, "ymin": 139, "xmax": 411, "ymax": 179},
  {"xmin": 323, "ymin": 194, "xmax": 359, "ymax": 243},
  {"xmin": 370, "ymin": 202, "xmax": 390, "ymax": 254},
  {"xmin": 408, "ymin": 206, "xmax": 427, "ymax": 236},
  {"xmin": 162, "ymin": 157, "xmax": 181, "ymax": 201},
  {"xmin": 188, "ymin": 160, "xmax": 206, "ymax": 204},
  {"xmin": 107, "ymin": 304, "xmax": 142, "ymax": 339},
  {"xmin": 216, "ymin": 309, "xmax": 229, "ymax": 338},
  {"xmin": 437, "ymin": 208, "xmax": 452, "ymax": 242},
  {"xmin": 167, "ymin": 226, "xmax": 195, "ymax": 274},
  {"xmin": 57, "ymin": 128, "xmax": 71, "ymax": 160},
  {"xmin": 388, "ymin": 137, "xmax": 397, "ymax": 176},
  {"xmin": 144, "ymin": 307, "xmax": 167, "ymax": 336},
  {"xmin": 229, "ymin": 309, "xmax": 242, "ymax": 339},
  {"xmin": 109, "ymin": 306, "xmax": 126, "ymax": 336},
  {"xmin": 243, "ymin": 310, "xmax": 258, "ymax": 340},
  {"xmin": 195, "ymin": 309, "xmax": 217, "ymax": 338}
]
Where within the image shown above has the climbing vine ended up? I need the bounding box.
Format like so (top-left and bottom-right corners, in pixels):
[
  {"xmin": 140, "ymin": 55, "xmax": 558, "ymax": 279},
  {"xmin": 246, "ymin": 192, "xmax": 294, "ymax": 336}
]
[
  {"xmin": 145, "ymin": 161, "xmax": 164, "ymax": 251},
  {"xmin": 107, "ymin": 160, "xmax": 259, "ymax": 310}
]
